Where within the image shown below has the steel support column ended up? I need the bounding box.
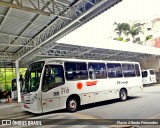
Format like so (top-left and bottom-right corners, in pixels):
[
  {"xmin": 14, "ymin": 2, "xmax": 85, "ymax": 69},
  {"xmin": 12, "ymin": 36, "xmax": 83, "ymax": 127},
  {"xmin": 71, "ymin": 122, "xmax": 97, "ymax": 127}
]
[
  {"xmin": 158, "ymin": 56, "xmax": 160, "ymax": 71},
  {"xmin": 15, "ymin": 60, "xmax": 21, "ymax": 103}
]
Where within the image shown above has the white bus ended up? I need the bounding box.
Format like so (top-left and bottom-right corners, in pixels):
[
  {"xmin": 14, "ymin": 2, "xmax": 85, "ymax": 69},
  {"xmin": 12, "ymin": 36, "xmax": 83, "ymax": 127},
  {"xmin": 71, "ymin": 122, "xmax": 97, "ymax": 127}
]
[
  {"xmin": 11, "ymin": 79, "xmax": 17, "ymax": 100},
  {"xmin": 142, "ymin": 69, "xmax": 157, "ymax": 85},
  {"xmin": 21, "ymin": 58, "xmax": 143, "ymax": 113},
  {"xmin": 11, "ymin": 76, "xmax": 23, "ymax": 100}
]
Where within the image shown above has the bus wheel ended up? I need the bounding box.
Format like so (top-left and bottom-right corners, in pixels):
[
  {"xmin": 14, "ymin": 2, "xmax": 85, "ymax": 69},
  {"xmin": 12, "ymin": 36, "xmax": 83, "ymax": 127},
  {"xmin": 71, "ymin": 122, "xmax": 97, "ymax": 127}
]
[
  {"xmin": 67, "ymin": 98, "xmax": 79, "ymax": 112},
  {"xmin": 120, "ymin": 89, "xmax": 127, "ymax": 101}
]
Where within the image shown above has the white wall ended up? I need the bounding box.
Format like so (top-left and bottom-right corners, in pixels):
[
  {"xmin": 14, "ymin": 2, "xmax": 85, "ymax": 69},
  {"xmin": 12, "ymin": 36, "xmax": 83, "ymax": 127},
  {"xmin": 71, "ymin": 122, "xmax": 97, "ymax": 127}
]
[{"xmin": 140, "ymin": 56, "xmax": 160, "ymax": 72}]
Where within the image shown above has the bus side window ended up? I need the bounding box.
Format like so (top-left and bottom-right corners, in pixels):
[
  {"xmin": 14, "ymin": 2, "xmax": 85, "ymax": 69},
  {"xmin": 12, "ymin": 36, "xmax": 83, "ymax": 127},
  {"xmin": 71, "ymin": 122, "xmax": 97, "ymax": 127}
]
[
  {"xmin": 135, "ymin": 64, "xmax": 140, "ymax": 76},
  {"xmin": 122, "ymin": 64, "xmax": 136, "ymax": 77},
  {"xmin": 89, "ymin": 66, "xmax": 96, "ymax": 79},
  {"xmin": 107, "ymin": 63, "xmax": 122, "ymax": 78},
  {"xmin": 88, "ymin": 63, "xmax": 107, "ymax": 79},
  {"xmin": 65, "ymin": 62, "xmax": 88, "ymax": 80}
]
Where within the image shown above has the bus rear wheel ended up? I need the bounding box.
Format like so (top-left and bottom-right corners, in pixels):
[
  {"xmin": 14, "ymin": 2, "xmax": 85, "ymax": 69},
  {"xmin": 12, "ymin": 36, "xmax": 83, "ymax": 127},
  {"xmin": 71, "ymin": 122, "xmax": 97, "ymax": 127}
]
[
  {"xmin": 120, "ymin": 89, "xmax": 127, "ymax": 101},
  {"xmin": 67, "ymin": 98, "xmax": 79, "ymax": 112}
]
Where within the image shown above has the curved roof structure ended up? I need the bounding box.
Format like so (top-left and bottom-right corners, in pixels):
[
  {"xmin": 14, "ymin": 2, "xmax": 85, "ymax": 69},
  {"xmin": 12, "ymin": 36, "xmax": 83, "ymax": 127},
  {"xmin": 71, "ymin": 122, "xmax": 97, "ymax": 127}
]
[
  {"xmin": 0, "ymin": 0, "xmax": 122, "ymax": 66},
  {"xmin": 33, "ymin": 39, "xmax": 159, "ymax": 64}
]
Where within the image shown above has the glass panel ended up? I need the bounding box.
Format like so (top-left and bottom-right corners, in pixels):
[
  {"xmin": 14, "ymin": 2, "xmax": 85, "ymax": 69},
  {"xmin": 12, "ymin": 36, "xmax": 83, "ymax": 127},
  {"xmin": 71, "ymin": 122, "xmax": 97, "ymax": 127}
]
[
  {"xmin": 42, "ymin": 65, "xmax": 65, "ymax": 92},
  {"xmin": 135, "ymin": 64, "xmax": 140, "ymax": 76},
  {"xmin": 150, "ymin": 70, "xmax": 155, "ymax": 75},
  {"xmin": 88, "ymin": 63, "xmax": 107, "ymax": 79},
  {"xmin": 142, "ymin": 71, "xmax": 148, "ymax": 77},
  {"xmin": 122, "ymin": 64, "xmax": 136, "ymax": 77},
  {"xmin": 65, "ymin": 62, "xmax": 88, "ymax": 80},
  {"xmin": 114, "ymin": 64, "xmax": 123, "ymax": 77},
  {"xmin": 11, "ymin": 79, "xmax": 17, "ymax": 91},
  {"xmin": 22, "ymin": 61, "xmax": 44, "ymax": 93},
  {"xmin": 107, "ymin": 63, "xmax": 122, "ymax": 78}
]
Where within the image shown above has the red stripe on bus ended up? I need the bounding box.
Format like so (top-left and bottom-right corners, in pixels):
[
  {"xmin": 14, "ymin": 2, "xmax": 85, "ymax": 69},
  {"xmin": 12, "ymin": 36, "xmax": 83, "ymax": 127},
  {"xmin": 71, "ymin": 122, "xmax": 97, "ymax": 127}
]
[
  {"xmin": 86, "ymin": 81, "xmax": 98, "ymax": 86},
  {"xmin": 23, "ymin": 104, "xmax": 29, "ymax": 109},
  {"xmin": 21, "ymin": 95, "xmax": 24, "ymax": 99},
  {"xmin": 77, "ymin": 82, "xmax": 83, "ymax": 90},
  {"xmin": 49, "ymin": 100, "xmax": 52, "ymax": 102}
]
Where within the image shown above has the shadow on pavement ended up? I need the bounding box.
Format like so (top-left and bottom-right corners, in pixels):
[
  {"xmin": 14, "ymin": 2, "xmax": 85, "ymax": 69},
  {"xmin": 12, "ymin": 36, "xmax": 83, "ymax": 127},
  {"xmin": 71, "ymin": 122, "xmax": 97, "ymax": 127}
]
[{"xmin": 37, "ymin": 96, "xmax": 139, "ymax": 116}]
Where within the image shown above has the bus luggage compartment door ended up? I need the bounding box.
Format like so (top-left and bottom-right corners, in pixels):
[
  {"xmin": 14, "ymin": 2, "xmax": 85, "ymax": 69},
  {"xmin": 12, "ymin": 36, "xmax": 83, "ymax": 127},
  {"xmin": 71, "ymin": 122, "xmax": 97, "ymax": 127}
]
[{"xmin": 82, "ymin": 93, "xmax": 94, "ymax": 105}]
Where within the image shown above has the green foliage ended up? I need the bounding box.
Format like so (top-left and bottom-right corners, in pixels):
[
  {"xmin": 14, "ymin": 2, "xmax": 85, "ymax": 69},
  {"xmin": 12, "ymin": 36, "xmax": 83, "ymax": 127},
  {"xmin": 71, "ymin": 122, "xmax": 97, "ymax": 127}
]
[
  {"xmin": 0, "ymin": 84, "xmax": 5, "ymax": 91},
  {"xmin": 145, "ymin": 35, "xmax": 153, "ymax": 41},
  {"xmin": 122, "ymin": 39, "xmax": 127, "ymax": 42},
  {"xmin": 129, "ymin": 23, "xmax": 143, "ymax": 43},
  {"xmin": 121, "ymin": 23, "xmax": 130, "ymax": 37},
  {"xmin": 116, "ymin": 37, "xmax": 123, "ymax": 41},
  {"xmin": 5, "ymin": 84, "xmax": 11, "ymax": 92},
  {"xmin": 114, "ymin": 22, "xmax": 130, "ymax": 37},
  {"xmin": 0, "ymin": 68, "xmax": 26, "ymax": 91},
  {"xmin": 114, "ymin": 22, "xmax": 123, "ymax": 37},
  {"xmin": 137, "ymin": 41, "xmax": 143, "ymax": 45},
  {"xmin": 113, "ymin": 22, "xmax": 143, "ymax": 43}
]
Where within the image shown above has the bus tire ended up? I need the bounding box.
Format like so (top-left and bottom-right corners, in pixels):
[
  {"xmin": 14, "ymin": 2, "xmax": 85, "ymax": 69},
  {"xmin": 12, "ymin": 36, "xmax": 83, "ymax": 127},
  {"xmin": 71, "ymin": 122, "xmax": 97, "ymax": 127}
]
[
  {"xmin": 67, "ymin": 98, "xmax": 79, "ymax": 112},
  {"xmin": 120, "ymin": 89, "xmax": 127, "ymax": 101}
]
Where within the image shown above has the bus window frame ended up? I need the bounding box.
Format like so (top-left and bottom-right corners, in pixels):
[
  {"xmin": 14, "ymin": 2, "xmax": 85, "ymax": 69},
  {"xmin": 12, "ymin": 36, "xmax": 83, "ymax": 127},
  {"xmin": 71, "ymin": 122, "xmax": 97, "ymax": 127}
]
[
  {"xmin": 64, "ymin": 62, "xmax": 88, "ymax": 81},
  {"xmin": 42, "ymin": 64, "xmax": 65, "ymax": 92}
]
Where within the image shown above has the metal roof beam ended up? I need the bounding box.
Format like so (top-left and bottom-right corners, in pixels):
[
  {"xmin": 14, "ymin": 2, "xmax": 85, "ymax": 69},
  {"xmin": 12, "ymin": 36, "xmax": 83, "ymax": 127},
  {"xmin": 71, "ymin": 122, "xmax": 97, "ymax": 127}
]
[
  {"xmin": 0, "ymin": 33, "xmax": 34, "ymax": 49},
  {"xmin": 4, "ymin": 1, "xmax": 52, "ymax": 52},
  {"xmin": 0, "ymin": 43, "xmax": 34, "ymax": 47},
  {"xmin": 0, "ymin": 0, "xmax": 72, "ymax": 20},
  {"xmin": 3, "ymin": 0, "xmax": 81, "ymax": 53},
  {"xmin": 0, "ymin": 32, "xmax": 31, "ymax": 40},
  {"xmin": 54, "ymin": 0, "xmax": 70, "ymax": 7},
  {"xmin": 17, "ymin": 0, "xmax": 122, "ymax": 62},
  {"xmin": 0, "ymin": 52, "xmax": 15, "ymax": 60},
  {"xmin": 0, "ymin": 0, "xmax": 14, "ymax": 28},
  {"xmin": 39, "ymin": 49, "xmax": 152, "ymax": 62},
  {"xmin": 0, "ymin": 14, "xmax": 49, "ymax": 27},
  {"xmin": 20, "ymin": 49, "xmax": 152, "ymax": 66},
  {"xmin": 39, "ymin": 49, "xmax": 110, "ymax": 58}
]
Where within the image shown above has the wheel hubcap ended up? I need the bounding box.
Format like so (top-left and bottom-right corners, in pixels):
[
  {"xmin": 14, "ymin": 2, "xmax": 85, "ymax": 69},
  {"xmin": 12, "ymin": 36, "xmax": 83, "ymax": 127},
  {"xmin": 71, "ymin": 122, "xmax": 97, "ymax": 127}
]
[
  {"xmin": 121, "ymin": 92, "xmax": 126, "ymax": 100},
  {"xmin": 70, "ymin": 100, "xmax": 76, "ymax": 109}
]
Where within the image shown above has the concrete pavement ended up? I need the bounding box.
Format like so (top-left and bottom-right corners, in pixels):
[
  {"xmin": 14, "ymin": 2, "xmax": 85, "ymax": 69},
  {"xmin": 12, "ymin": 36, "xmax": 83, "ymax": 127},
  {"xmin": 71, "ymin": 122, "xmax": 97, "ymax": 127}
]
[
  {"xmin": 0, "ymin": 84, "xmax": 160, "ymax": 128},
  {"xmin": 0, "ymin": 104, "xmax": 159, "ymax": 127}
]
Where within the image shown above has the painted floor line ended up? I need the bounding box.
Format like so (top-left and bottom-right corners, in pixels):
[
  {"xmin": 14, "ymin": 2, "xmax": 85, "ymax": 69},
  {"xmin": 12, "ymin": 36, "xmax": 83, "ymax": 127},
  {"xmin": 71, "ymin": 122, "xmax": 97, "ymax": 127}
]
[{"xmin": 73, "ymin": 113, "xmax": 100, "ymax": 119}]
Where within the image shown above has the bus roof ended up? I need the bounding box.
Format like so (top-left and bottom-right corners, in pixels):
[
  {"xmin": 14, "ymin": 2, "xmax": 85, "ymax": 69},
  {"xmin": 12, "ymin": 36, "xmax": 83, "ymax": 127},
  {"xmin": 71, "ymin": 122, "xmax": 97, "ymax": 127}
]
[
  {"xmin": 142, "ymin": 69, "xmax": 155, "ymax": 71},
  {"xmin": 33, "ymin": 58, "xmax": 140, "ymax": 64}
]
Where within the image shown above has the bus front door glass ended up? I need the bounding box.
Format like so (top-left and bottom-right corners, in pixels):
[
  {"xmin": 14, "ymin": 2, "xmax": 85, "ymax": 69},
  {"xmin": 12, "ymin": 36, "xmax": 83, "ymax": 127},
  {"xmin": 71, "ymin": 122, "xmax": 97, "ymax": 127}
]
[
  {"xmin": 11, "ymin": 79, "xmax": 17, "ymax": 100},
  {"xmin": 42, "ymin": 64, "xmax": 65, "ymax": 112}
]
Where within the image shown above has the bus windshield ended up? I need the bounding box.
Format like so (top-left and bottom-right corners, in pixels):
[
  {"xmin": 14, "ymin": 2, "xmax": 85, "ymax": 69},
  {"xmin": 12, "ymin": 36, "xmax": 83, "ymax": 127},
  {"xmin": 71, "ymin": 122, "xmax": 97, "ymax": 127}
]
[
  {"xmin": 22, "ymin": 61, "xmax": 45, "ymax": 93},
  {"xmin": 12, "ymin": 79, "xmax": 17, "ymax": 91},
  {"xmin": 150, "ymin": 70, "xmax": 155, "ymax": 75},
  {"xmin": 142, "ymin": 71, "xmax": 148, "ymax": 77}
]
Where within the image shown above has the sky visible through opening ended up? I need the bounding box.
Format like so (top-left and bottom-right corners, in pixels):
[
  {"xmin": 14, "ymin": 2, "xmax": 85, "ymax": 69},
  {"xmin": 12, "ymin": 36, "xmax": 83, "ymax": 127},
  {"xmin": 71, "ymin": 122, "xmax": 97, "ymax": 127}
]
[{"xmin": 58, "ymin": 0, "xmax": 160, "ymax": 44}]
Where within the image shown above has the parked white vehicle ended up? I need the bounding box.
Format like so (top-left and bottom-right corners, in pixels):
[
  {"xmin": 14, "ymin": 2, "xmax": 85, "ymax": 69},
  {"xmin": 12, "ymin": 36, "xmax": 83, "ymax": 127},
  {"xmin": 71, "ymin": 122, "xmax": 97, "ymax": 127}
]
[
  {"xmin": 11, "ymin": 79, "xmax": 17, "ymax": 100},
  {"xmin": 142, "ymin": 69, "xmax": 157, "ymax": 85},
  {"xmin": 21, "ymin": 58, "xmax": 143, "ymax": 114}
]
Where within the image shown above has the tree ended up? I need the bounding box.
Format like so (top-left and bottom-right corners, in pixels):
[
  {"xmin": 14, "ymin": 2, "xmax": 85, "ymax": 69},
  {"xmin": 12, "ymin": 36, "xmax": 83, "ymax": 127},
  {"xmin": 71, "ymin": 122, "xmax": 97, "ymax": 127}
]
[
  {"xmin": 129, "ymin": 23, "xmax": 143, "ymax": 43},
  {"xmin": 121, "ymin": 23, "xmax": 130, "ymax": 38},
  {"xmin": 114, "ymin": 22, "xmax": 130, "ymax": 38},
  {"xmin": 113, "ymin": 22, "xmax": 143, "ymax": 43},
  {"xmin": 146, "ymin": 35, "xmax": 153, "ymax": 41},
  {"xmin": 114, "ymin": 22, "xmax": 124, "ymax": 37}
]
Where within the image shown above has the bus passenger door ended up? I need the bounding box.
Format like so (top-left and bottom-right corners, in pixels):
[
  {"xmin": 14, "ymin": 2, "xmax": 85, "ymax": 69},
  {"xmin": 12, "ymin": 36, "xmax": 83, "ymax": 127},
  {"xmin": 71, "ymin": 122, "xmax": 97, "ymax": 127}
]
[
  {"xmin": 42, "ymin": 90, "xmax": 60, "ymax": 112},
  {"xmin": 11, "ymin": 79, "xmax": 17, "ymax": 100},
  {"xmin": 41, "ymin": 64, "xmax": 65, "ymax": 112}
]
